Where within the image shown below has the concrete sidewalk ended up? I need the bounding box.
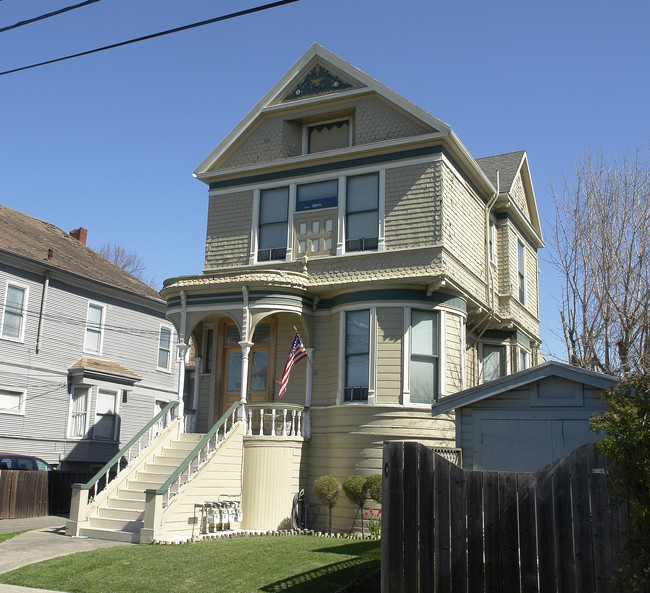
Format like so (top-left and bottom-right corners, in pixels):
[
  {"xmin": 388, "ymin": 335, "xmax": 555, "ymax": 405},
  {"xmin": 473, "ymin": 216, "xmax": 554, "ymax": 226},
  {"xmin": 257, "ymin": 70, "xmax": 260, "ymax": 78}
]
[{"xmin": 0, "ymin": 516, "xmax": 131, "ymax": 593}]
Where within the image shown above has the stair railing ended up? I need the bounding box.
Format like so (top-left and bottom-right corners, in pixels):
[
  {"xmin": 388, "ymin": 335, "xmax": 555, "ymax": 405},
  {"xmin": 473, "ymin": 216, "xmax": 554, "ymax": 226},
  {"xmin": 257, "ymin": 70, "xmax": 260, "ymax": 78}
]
[
  {"xmin": 75, "ymin": 401, "xmax": 179, "ymax": 500},
  {"xmin": 243, "ymin": 403, "xmax": 309, "ymax": 437},
  {"xmin": 155, "ymin": 401, "xmax": 241, "ymax": 508}
]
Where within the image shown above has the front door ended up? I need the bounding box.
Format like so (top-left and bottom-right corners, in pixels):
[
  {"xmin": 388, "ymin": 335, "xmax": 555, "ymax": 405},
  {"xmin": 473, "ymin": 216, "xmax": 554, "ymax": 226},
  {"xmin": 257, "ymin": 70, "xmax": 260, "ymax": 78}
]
[{"xmin": 219, "ymin": 317, "xmax": 276, "ymax": 416}]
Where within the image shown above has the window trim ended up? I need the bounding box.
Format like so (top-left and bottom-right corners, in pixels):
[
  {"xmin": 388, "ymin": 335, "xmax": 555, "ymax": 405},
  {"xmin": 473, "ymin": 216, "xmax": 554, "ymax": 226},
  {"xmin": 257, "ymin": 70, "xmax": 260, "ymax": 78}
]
[
  {"xmin": 489, "ymin": 215, "xmax": 497, "ymax": 264},
  {"xmin": 302, "ymin": 117, "xmax": 353, "ymax": 156},
  {"xmin": 157, "ymin": 324, "xmax": 174, "ymax": 372},
  {"xmin": 1, "ymin": 281, "xmax": 29, "ymax": 343},
  {"xmin": 0, "ymin": 386, "xmax": 26, "ymax": 416},
  {"xmin": 84, "ymin": 301, "xmax": 106, "ymax": 355},
  {"xmin": 518, "ymin": 346, "xmax": 530, "ymax": 372}
]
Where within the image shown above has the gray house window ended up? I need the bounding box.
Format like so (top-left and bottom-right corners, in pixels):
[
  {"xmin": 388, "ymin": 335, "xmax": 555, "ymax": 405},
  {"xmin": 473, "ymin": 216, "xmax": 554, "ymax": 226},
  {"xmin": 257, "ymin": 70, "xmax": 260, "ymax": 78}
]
[
  {"xmin": 258, "ymin": 187, "xmax": 289, "ymax": 261},
  {"xmin": 410, "ymin": 310, "xmax": 440, "ymax": 403},
  {"xmin": 158, "ymin": 327, "xmax": 172, "ymax": 371},
  {"xmin": 84, "ymin": 303, "xmax": 104, "ymax": 354},
  {"xmin": 346, "ymin": 173, "xmax": 379, "ymax": 252},
  {"xmin": 1, "ymin": 284, "xmax": 27, "ymax": 341},
  {"xmin": 94, "ymin": 389, "xmax": 119, "ymax": 441},
  {"xmin": 344, "ymin": 309, "xmax": 370, "ymax": 401}
]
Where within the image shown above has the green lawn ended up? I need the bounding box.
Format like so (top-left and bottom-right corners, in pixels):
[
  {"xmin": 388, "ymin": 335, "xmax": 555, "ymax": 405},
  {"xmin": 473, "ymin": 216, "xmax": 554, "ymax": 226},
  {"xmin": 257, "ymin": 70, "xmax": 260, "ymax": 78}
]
[{"xmin": 0, "ymin": 536, "xmax": 380, "ymax": 593}]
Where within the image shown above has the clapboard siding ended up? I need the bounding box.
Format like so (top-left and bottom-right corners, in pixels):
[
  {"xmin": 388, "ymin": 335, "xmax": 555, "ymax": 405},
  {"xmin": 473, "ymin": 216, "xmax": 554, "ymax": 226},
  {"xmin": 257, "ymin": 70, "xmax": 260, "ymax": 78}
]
[
  {"xmin": 376, "ymin": 307, "xmax": 403, "ymax": 404},
  {"xmin": 305, "ymin": 404, "xmax": 455, "ymax": 532},
  {"xmin": 0, "ymin": 261, "xmax": 178, "ymax": 470}
]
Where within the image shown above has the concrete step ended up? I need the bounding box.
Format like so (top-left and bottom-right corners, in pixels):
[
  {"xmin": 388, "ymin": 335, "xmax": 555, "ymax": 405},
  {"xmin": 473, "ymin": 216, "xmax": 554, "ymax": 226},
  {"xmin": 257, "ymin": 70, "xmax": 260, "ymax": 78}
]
[
  {"xmin": 87, "ymin": 516, "xmax": 144, "ymax": 532},
  {"xmin": 97, "ymin": 506, "xmax": 144, "ymax": 521},
  {"xmin": 78, "ymin": 527, "xmax": 140, "ymax": 543}
]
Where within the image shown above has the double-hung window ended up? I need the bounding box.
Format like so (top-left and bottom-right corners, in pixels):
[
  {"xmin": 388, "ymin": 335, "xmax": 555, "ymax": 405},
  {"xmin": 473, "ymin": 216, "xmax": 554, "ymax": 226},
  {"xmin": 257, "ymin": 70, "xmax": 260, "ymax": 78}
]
[
  {"xmin": 344, "ymin": 310, "xmax": 370, "ymax": 401},
  {"xmin": 517, "ymin": 241, "xmax": 526, "ymax": 304},
  {"xmin": 410, "ymin": 310, "xmax": 440, "ymax": 404},
  {"xmin": 68, "ymin": 386, "xmax": 89, "ymax": 438},
  {"xmin": 2, "ymin": 284, "xmax": 27, "ymax": 341},
  {"xmin": 489, "ymin": 215, "xmax": 497, "ymax": 263},
  {"xmin": 84, "ymin": 303, "xmax": 104, "ymax": 354},
  {"xmin": 94, "ymin": 389, "xmax": 119, "ymax": 441},
  {"xmin": 158, "ymin": 326, "xmax": 172, "ymax": 371},
  {"xmin": 258, "ymin": 187, "xmax": 289, "ymax": 262},
  {"xmin": 0, "ymin": 388, "xmax": 25, "ymax": 415},
  {"xmin": 483, "ymin": 344, "xmax": 507, "ymax": 382},
  {"xmin": 346, "ymin": 173, "xmax": 379, "ymax": 252}
]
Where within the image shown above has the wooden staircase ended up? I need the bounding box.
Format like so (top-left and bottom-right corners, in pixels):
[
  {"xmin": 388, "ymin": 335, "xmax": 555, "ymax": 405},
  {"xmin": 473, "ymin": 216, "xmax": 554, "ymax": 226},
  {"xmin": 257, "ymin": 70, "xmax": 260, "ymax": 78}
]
[{"xmin": 78, "ymin": 432, "xmax": 204, "ymax": 543}]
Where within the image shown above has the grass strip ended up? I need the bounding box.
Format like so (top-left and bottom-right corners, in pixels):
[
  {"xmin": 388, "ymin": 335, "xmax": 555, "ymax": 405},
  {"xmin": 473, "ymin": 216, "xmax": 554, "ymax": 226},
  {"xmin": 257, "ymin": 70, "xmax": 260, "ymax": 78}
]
[
  {"xmin": 0, "ymin": 530, "xmax": 28, "ymax": 544},
  {"xmin": 0, "ymin": 535, "xmax": 380, "ymax": 593}
]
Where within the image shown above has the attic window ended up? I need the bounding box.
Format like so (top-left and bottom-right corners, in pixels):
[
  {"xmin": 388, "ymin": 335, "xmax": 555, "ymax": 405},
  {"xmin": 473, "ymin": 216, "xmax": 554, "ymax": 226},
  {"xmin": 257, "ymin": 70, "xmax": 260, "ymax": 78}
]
[{"xmin": 305, "ymin": 119, "xmax": 350, "ymax": 154}]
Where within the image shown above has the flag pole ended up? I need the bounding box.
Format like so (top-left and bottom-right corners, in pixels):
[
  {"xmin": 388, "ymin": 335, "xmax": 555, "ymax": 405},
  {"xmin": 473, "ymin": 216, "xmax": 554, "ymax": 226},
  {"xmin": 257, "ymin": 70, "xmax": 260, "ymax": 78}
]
[{"xmin": 294, "ymin": 326, "xmax": 315, "ymax": 371}]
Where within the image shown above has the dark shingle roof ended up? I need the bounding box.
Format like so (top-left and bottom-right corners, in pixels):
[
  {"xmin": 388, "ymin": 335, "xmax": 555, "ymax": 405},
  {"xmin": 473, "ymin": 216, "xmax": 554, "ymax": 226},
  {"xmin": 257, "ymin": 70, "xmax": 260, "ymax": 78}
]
[
  {"xmin": 0, "ymin": 204, "xmax": 162, "ymax": 302},
  {"xmin": 475, "ymin": 150, "xmax": 526, "ymax": 192}
]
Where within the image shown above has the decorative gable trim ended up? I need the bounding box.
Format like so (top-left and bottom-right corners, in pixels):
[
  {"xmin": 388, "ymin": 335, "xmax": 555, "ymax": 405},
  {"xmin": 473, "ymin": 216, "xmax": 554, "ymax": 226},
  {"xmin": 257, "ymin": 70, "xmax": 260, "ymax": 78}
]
[{"xmin": 283, "ymin": 63, "xmax": 353, "ymax": 101}]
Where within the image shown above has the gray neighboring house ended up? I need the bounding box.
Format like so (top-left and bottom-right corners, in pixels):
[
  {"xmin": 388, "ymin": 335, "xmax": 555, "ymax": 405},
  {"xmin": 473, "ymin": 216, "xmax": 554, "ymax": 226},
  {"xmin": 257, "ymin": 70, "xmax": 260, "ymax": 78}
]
[
  {"xmin": 0, "ymin": 205, "xmax": 179, "ymax": 471},
  {"xmin": 432, "ymin": 361, "xmax": 617, "ymax": 472}
]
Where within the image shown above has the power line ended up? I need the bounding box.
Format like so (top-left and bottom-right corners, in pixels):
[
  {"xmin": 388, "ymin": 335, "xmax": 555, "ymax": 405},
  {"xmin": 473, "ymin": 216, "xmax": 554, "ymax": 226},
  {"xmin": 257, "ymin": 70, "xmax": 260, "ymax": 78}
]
[
  {"xmin": 0, "ymin": 0, "xmax": 300, "ymax": 77},
  {"xmin": 0, "ymin": 0, "xmax": 103, "ymax": 35}
]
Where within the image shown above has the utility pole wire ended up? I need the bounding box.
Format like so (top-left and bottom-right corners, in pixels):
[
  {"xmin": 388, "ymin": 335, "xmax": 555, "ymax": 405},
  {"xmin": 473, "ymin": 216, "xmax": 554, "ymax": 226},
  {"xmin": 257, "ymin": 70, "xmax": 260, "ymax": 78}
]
[
  {"xmin": 0, "ymin": 0, "xmax": 300, "ymax": 77},
  {"xmin": 0, "ymin": 0, "xmax": 102, "ymax": 35}
]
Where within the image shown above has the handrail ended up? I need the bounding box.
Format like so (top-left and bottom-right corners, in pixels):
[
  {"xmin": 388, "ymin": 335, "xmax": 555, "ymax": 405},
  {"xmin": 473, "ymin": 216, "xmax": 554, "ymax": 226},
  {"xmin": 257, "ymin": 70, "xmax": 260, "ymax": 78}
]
[
  {"xmin": 73, "ymin": 401, "xmax": 179, "ymax": 498},
  {"xmin": 154, "ymin": 400, "xmax": 241, "ymax": 506}
]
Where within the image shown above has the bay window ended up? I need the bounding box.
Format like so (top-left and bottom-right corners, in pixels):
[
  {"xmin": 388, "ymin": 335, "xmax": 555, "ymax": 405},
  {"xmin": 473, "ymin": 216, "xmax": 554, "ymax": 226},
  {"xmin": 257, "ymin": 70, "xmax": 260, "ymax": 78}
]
[
  {"xmin": 410, "ymin": 310, "xmax": 440, "ymax": 403},
  {"xmin": 346, "ymin": 173, "xmax": 379, "ymax": 252},
  {"xmin": 258, "ymin": 187, "xmax": 289, "ymax": 261},
  {"xmin": 344, "ymin": 309, "xmax": 370, "ymax": 401},
  {"xmin": 482, "ymin": 344, "xmax": 507, "ymax": 382}
]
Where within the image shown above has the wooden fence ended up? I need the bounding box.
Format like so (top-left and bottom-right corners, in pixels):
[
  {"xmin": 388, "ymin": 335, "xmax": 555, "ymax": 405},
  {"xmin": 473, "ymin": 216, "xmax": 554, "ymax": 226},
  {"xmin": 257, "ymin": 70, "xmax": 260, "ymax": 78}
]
[
  {"xmin": 0, "ymin": 470, "xmax": 94, "ymax": 518},
  {"xmin": 381, "ymin": 442, "xmax": 628, "ymax": 593}
]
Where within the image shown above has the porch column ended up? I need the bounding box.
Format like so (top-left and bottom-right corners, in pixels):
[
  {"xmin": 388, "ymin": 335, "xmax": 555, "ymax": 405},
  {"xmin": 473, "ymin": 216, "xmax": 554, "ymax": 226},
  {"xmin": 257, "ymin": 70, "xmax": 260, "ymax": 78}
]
[
  {"xmin": 238, "ymin": 340, "xmax": 253, "ymax": 420},
  {"xmin": 176, "ymin": 343, "xmax": 188, "ymax": 428},
  {"xmin": 305, "ymin": 347, "xmax": 313, "ymax": 438},
  {"xmin": 305, "ymin": 348, "xmax": 314, "ymax": 408},
  {"xmin": 191, "ymin": 356, "xmax": 201, "ymax": 432}
]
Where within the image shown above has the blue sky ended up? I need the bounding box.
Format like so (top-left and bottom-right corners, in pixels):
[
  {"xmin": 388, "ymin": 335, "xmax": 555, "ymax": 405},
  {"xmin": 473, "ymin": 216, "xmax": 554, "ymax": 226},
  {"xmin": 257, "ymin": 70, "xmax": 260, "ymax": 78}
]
[{"xmin": 1, "ymin": 0, "xmax": 648, "ymax": 361}]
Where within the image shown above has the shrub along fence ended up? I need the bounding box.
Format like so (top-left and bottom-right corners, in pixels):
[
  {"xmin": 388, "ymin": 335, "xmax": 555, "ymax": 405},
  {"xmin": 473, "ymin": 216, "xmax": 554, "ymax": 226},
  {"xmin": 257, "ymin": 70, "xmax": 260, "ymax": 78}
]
[
  {"xmin": 381, "ymin": 442, "xmax": 628, "ymax": 593},
  {"xmin": 0, "ymin": 470, "xmax": 94, "ymax": 518}
]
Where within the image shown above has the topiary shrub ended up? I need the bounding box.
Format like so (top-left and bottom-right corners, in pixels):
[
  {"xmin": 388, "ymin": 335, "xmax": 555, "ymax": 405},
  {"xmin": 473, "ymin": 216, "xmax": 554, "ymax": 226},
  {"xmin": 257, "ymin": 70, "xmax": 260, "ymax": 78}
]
[
  {"xmin": 313, "ymin": 475, "xmax": 342, "ymax": 534},
  {"xmin": 365, "ymin": 473, "xmax": 382, "ymax": 504},
  {"xmin": 343, "ymin": 475, "xmax": 368, "ymax": 535}
]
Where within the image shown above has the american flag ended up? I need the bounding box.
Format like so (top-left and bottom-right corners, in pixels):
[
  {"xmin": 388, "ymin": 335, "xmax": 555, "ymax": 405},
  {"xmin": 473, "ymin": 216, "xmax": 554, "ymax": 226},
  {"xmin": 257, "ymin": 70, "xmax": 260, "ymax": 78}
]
[{"xmin": 278, "ymin": 332, "xmax": 308, "ymax": 397}]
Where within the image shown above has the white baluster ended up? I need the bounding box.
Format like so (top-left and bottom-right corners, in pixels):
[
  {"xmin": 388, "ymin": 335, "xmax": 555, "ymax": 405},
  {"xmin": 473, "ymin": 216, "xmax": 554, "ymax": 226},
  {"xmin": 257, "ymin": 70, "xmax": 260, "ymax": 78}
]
[
  {"xmin": 248, "ymin": 408, "xmax": 253, "ymax": 435},
  {"xmin": 290, "ymin": 410, "xmax": 296, "ymax": 436},
  {"xmin": 258, "ymin": 409, "xmax": 264, "ymax": 436},
  {"xmin": 297, "ymin": 411, "xmax": 302, "ymax": 437},
  {"xmin": 271, "ymin": 408, "xmax": 277, "ymax": 436},
  {"xmin": 282, "ymin": 409, "xmax": 288, "ymax": 436}
]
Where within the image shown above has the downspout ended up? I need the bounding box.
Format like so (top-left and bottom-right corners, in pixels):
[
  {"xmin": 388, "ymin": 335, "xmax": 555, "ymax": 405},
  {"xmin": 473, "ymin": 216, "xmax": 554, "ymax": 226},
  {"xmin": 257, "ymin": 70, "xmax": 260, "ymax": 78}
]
[
  {"xmin": 472, "ymin": 172, "xmax": 500, "ymax": 384},
  {"xmin": 35, "ymin": 271, "xmax": 50, "ymax": 354}
]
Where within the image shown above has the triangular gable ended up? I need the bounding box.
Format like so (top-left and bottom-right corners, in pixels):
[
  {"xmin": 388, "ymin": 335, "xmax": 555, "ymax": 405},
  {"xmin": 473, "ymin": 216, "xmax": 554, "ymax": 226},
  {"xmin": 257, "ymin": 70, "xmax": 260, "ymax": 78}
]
[
  {"xmin": 476, "ymin": 150, "xmax": 543, "ymax": 247},
  {"xmin": 431, "ymin": 361, "xmax": 617, "ymax": 415},
  {"xmin": 194, "ymin": 43, "xmax": 451, "ymax": 176}
]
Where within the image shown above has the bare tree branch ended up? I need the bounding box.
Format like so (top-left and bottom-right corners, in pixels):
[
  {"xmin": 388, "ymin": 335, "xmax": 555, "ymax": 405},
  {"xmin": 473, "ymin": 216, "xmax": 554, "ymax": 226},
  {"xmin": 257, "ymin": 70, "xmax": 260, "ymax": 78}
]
[
  {"xmin": 550, "ymin": 144, "xmax": 650, "ymax": 376},
  {"xmin": 96, "ymin": 243, "xmax": 157, "ymax": 289}
]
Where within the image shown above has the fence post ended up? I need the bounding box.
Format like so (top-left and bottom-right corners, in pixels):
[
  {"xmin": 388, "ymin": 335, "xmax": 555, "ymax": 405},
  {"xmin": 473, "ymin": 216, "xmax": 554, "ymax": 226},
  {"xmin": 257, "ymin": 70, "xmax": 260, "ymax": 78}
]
[{"xmin": 382, "ymin": 441, "xmax": 404, "ymax": 593}]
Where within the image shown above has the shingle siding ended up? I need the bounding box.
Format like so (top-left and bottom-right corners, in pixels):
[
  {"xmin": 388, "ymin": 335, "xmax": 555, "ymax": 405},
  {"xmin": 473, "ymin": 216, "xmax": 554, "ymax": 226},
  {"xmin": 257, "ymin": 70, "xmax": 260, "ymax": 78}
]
[
  {"xmin": 205, "ymin": 190, "xmax": 253, "ymax": 270},
  {"xmin": 385, "ymin": 161, "xmax": 442, "ymax": 249}
]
